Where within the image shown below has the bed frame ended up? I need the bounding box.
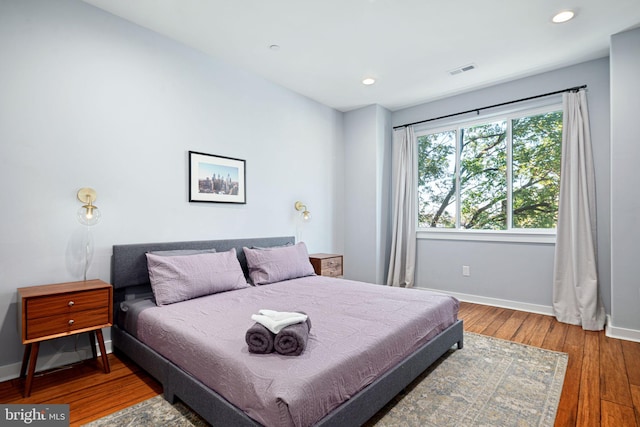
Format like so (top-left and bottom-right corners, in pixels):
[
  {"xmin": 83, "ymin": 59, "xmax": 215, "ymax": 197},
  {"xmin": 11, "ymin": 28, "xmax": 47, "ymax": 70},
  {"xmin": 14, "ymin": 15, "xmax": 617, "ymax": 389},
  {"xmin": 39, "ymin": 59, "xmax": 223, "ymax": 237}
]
[{"xmin": 110, "ymin": 236, "xmax": 463, "ymax": 426}]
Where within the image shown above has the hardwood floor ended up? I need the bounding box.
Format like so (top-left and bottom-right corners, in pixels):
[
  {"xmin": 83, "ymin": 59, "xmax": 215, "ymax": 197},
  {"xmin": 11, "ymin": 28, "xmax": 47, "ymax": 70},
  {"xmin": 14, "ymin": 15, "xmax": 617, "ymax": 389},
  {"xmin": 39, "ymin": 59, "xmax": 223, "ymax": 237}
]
[
  {"xmin": 1, "ymin": 302, "xmax": 638, "ymax": 426},
  {"xmin": 0, "ymin": 353, "xmax": 162, "ymax": 426}
]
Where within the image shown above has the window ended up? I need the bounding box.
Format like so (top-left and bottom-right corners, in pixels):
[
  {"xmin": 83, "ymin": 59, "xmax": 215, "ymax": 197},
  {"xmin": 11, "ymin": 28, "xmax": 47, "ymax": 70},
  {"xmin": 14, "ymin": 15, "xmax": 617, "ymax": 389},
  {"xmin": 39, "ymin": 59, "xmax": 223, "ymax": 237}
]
[{"xmin": 417, "ymin": 106, "xmax": 562, "ymax": 232}]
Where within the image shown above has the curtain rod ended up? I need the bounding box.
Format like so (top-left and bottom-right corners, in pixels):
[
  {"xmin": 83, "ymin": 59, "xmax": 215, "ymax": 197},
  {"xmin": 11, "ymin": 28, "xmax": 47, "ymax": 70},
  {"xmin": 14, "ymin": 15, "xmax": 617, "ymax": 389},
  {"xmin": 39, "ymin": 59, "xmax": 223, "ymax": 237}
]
[{"xmin": 393, "ymin": 84, "xmax": 587, "ymax": 130}]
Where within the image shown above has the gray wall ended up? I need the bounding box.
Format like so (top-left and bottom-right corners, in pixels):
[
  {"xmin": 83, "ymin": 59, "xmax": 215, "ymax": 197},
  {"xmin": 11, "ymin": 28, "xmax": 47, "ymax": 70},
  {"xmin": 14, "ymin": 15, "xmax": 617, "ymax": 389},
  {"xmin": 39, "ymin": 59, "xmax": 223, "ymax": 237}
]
[
  {"xmin": 392, "ymin": 58, "xmax": 611, "ymax": 314},
  {"xmin": 343, "ymin": 105, "xmax": 392, "ymax": 284},
  {"xmin": 0, "ymin": 0, "xmax": 344, "ymax": 378},
  {"xmin": 610, "ymin": 27, "xmax": 640, "ymax": 333}
]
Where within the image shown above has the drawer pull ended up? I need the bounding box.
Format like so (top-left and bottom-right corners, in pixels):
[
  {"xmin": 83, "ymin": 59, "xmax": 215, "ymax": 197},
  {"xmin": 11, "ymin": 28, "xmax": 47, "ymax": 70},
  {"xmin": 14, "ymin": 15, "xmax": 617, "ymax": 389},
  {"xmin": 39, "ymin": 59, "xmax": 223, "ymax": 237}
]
[
  {"xmin": 68, "ymin": 319, "xmax": 75, "ymax": 326},
  {"xmin": 68, "ymin": 301, "xmax": 75, "ymax": 307}
]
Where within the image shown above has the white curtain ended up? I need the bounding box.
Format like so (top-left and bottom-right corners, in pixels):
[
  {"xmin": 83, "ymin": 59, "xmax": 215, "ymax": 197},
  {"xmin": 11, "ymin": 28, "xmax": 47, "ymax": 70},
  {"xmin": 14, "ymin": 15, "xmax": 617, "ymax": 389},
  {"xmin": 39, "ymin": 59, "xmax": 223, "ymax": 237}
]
[
  {"xmin": 387, "ymin": 126, "xmax": 417, "ymax": 287},
  {"xmin": 552, "ymin": 89, "xmax": 605, "ymax": 330}
]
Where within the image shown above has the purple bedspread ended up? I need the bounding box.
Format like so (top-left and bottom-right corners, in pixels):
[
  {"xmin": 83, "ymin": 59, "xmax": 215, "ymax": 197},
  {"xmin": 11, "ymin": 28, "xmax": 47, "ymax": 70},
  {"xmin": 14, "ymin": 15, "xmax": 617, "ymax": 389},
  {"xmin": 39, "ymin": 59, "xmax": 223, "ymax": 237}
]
[{"xmin": 135, "ymin": 275, "xmax": 459, "ymax": 427}]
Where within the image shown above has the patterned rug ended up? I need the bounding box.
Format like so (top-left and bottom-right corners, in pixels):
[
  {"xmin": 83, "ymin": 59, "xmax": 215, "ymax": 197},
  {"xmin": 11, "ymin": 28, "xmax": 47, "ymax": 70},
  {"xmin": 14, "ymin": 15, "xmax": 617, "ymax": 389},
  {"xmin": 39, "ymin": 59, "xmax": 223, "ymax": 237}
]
[{"xmin": 83, "ymin": 332, "xmax": 567, "ymax": 427}]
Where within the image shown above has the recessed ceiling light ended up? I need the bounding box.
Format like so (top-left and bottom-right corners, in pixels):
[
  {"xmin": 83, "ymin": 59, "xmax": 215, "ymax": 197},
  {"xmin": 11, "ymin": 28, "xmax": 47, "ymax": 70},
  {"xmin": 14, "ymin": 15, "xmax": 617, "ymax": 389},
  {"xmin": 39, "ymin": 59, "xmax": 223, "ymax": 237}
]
[
  {"xmin": 552, "ymin": 10, "xmax": 575, "ymax": 23},
  {"xmin": 362, "ymin": 77, "xmax": 376, "ymax": 85},
  {"xmin": 269, "ymin": 44, "xmax": 280, "ymax": 51}
]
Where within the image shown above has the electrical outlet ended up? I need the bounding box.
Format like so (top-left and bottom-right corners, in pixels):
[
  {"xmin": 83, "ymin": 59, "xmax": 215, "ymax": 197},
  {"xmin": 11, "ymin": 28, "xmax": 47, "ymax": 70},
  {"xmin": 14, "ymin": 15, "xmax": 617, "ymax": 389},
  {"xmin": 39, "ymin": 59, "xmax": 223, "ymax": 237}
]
[{"xmin": 462, "ymin": 265, "xmax": 470, "ymax": 276}]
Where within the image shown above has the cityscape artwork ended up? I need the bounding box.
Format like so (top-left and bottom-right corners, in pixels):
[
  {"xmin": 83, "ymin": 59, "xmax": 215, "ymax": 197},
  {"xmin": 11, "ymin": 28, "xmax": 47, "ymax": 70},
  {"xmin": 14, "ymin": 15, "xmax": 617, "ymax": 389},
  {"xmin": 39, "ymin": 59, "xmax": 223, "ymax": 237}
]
[{"xmin": 189, "ymin": 151, "xmax": 246, "ymax": 204}]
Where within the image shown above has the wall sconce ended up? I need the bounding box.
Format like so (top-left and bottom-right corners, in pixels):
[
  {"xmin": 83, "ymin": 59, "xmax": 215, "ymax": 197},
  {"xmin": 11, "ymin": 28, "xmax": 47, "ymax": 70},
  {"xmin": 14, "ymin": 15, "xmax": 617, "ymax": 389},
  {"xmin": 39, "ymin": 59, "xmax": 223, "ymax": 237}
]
[
  {"xmin": 294, "ymin": 201, "xmax": 311, "ymax": 222},
  {"xmin": 77, "ymin": 187, "xmax": 101, "ymax": 226}
]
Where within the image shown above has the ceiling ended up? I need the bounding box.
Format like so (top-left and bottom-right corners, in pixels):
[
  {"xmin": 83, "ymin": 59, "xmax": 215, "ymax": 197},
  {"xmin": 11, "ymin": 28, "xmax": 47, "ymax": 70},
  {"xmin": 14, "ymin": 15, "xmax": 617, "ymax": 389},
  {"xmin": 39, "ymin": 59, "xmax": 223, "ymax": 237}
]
[{"xmin": 82, "ymin": 0, "xmax": 640, "ymax": 112}]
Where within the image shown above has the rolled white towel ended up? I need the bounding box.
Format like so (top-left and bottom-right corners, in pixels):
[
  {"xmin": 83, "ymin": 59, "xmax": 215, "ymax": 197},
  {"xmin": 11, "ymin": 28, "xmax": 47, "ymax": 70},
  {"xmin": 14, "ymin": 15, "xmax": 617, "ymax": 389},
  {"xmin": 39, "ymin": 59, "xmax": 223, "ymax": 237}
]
[
  {"xmin": 251, "ymin": 310, "xmax": 308, "ymax": 334},
  {"xmin": 258, "ymin": 309, "xmax": 306, "ymax": 321}
]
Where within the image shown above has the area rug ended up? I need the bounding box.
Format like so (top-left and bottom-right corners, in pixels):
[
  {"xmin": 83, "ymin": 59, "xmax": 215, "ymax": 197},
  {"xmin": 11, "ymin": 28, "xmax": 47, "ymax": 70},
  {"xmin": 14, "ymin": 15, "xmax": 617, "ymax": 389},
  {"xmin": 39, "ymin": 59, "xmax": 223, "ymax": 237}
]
[{"xmin": 83, "ymin": 332, "xmax": 567, "ymax": 427}]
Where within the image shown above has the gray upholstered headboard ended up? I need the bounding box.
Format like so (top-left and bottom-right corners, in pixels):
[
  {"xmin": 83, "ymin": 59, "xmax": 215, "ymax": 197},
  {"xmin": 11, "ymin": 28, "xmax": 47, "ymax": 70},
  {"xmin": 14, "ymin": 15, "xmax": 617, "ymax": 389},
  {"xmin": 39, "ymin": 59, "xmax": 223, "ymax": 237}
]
[{"xmin": 110, "ymin": 236, "xmax": 295, "ymax": 310}]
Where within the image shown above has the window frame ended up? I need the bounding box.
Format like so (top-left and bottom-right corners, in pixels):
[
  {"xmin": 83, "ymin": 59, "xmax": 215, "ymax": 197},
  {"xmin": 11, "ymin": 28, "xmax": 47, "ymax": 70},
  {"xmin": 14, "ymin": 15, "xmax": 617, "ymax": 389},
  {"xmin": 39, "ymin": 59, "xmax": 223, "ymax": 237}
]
[{"xmin": 414, "ymin": 103, "xmax": 562, "ymax": 244}]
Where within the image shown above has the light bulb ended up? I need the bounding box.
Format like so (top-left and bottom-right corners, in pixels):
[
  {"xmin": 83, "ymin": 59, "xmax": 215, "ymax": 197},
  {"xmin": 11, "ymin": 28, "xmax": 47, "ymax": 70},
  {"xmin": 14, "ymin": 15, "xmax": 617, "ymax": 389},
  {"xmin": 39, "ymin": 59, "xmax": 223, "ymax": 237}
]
[
  {"xmin": 76, "ymin": 187, "xmax": 101, "ymax": 226},
  {"xmin": 77, "ymin": 205, "xmax": 101, "ymax": 226}
]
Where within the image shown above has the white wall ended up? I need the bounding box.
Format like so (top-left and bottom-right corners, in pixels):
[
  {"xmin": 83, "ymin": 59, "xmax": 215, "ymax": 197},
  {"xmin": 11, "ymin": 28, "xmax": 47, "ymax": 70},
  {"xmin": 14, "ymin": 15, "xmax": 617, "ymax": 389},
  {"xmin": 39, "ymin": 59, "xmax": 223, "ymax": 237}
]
[
  {"xmin": 0, "ymin": 0, "xmax": 344, "ymax": 374},
  {"xmin": 610, "ymin": 27, "xmax": 640, "ymax": 336},
  {"xmin": 392, "ymin": 58, "xmax": 611, "ymax": 314}
]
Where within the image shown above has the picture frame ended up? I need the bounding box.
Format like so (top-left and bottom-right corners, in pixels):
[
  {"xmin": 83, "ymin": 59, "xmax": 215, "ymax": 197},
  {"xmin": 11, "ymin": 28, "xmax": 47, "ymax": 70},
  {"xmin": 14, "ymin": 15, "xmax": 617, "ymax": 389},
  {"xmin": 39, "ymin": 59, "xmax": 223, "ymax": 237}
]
[{"xmin": 189, "ymin": 151, "xmax": 246, "ymax": 204}]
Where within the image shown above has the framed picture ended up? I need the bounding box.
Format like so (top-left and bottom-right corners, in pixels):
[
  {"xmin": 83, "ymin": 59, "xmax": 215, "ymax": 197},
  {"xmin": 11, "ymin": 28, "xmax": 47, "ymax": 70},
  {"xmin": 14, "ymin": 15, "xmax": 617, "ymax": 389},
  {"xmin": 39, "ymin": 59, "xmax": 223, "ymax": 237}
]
[{"xmin": 189, "ymin": 151, "xmax": 246, "ymax": 204}]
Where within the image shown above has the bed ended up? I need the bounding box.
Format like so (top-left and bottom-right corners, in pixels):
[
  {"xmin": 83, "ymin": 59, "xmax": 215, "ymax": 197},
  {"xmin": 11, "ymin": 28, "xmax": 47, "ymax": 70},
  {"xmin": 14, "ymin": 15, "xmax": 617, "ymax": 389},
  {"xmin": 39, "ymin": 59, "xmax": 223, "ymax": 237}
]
[{"xmin": 110, "ymin": 236, "xmax": 463, "ymax": 427}]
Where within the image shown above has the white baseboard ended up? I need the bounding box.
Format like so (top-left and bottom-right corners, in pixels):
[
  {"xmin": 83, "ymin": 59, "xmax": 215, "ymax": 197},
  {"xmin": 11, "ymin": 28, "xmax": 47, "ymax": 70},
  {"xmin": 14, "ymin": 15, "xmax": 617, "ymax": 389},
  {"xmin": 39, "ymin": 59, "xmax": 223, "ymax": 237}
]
[
  {"xmin": 417, "ymin": 287, "xmax": 555, "ymax": 316},
  {"xmin": 606, "ymin": 316, "xmax": 640, "ymax": 343},
  {"xmin": 0, "ymin": 340, "xmax": 112, "ymax": 383},
  {"xmin": 419, "ymin": 287, "xmax": 640, "ymax": 343}
]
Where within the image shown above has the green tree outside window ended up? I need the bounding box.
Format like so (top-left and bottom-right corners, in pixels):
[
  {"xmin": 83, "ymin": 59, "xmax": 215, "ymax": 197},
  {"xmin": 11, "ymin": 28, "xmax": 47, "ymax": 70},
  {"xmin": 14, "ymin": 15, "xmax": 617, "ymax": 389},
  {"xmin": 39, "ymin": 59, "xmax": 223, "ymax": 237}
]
[{"xmin": 417, "ymin": 109, "xmax": 562, "ymax": 230}]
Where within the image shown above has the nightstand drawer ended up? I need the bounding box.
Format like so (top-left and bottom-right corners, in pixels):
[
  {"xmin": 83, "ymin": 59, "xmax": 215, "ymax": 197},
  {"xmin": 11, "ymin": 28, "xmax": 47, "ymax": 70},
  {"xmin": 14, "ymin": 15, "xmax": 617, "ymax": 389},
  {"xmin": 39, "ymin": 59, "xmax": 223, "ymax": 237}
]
[
  {"xmin": 309, "ymin": 253, "xmax": 343, "ymax": 277},
  {"xmin": 26, "ymin": 288, "xmax": 110, "ymax": 320},
  {"xmin": 25, "ymin": 307, "xmax": 110, "ymax": 340},
  {"xmin": 320, "ymin": 258, "xmax": 343, "ymax": 277}
]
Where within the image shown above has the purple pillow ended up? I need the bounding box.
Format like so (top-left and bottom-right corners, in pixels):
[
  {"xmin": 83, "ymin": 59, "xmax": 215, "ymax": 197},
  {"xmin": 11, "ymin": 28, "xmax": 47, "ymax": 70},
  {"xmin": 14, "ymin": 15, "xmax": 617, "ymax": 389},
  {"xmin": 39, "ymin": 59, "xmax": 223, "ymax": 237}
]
[
  {"xmin": 148, "ymin": 248, "xmax": 216, "ymax": 256},
  {"xmin": 243, "ymin": 242, "xmax": 316, "ymax": 285},
  {"xmin": 146, "ymin": 248, "xmax": 249, "ymax": 305}
]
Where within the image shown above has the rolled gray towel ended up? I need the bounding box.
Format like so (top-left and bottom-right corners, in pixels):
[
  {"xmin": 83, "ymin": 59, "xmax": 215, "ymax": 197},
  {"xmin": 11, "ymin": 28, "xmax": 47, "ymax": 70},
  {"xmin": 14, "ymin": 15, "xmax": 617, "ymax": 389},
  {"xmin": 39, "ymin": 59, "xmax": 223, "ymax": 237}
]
[
  {"xmin": 246, "ymin": 322, "xmax": 275, "ymax": 354},
  {"xmin": 274, "ymin": 317, "xmax": 311, "ymax": 356}
]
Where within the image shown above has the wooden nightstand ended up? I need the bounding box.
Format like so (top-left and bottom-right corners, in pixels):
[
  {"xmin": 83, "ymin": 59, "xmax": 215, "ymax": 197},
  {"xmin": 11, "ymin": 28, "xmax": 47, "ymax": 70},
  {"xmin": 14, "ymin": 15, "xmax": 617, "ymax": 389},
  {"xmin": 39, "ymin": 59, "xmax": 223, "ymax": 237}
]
[
  {"xmin": 309, "ymin": 253, "xmax": 343, "ymax": 277},
  {"xmin": 17, "ymin": 279, "xmax": 113, "ymax": 397}
]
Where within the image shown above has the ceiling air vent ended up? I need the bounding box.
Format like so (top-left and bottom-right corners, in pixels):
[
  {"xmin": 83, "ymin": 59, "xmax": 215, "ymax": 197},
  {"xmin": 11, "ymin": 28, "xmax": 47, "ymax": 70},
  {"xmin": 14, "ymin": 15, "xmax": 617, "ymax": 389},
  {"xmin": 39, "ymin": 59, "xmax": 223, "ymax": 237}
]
[{"xmin": 448, "ymin": 63, "xmax": 477, "ymax": 76}]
